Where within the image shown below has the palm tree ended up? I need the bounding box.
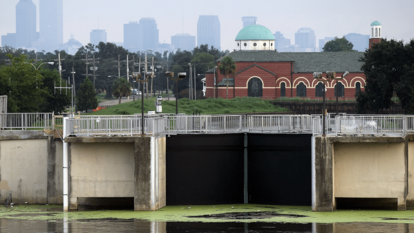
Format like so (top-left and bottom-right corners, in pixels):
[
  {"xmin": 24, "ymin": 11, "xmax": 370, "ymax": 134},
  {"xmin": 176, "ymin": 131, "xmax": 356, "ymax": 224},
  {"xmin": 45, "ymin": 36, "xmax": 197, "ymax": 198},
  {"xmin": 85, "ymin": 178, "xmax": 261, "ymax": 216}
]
[
  {"xmin": 112, "ymin": 78, "xmax": 131, "ymax": 104},
  {"xmin": 218, "ymin": 56, "xmax": 237, "ymax": 99}
]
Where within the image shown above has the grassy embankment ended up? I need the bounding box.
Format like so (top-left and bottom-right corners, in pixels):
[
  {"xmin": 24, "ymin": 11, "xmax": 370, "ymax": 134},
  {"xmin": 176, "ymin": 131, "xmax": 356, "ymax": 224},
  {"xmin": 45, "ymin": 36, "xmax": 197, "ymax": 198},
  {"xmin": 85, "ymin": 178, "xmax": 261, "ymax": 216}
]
[
  {"xmin": 2, "ymin": 204, "xmax": 414, "ymax": 224},
  {"xmin": 88, "ymin": 97, "xmax": 288, "ymax": 115}
]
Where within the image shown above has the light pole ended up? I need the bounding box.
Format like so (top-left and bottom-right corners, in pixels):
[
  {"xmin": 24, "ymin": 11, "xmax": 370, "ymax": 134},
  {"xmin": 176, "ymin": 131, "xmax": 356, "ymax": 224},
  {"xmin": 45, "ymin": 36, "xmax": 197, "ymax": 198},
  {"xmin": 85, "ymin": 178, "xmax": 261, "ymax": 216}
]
[
  {"xmin": 166, "ymin": 71, "xmax": 186, "ymax": 114},
  {"xmin": 313, "ymin": 71, "xmax": 336, "ymax": 137},
  {"xmin": 334, "ymin": 71, "xmax": 349, "ymax": 114},
  {"xmin": 214, "ymin": 66, "xmax": 217, "ymax": 98},
  {"xmin": 30, "ymin": 62, "xmax": 54, "ymax": 111},
  {"xmin": 133, "ymin": 72, "xmax": 149, "ymax": 137},
  {"xmin": 133, "ymin": 80, "xmax": 136, "ymax": 101}
]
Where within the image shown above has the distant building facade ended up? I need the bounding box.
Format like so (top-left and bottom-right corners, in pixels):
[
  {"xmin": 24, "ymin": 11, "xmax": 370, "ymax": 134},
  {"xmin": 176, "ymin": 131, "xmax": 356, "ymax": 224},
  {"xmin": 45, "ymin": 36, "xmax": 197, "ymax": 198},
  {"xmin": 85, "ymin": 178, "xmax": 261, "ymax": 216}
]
[
  {"xmin": 319, "ymin": 37, "xmax": 335, "ymax": 52},
  {"xmin": 1, "ymin": 33, "xmax": 17, "ymax": 48},
  {"xmin": 90, "ymin": 29, "xmax": 107, "ymax": 45},
  {"xmin": 295, "ymin": 27, "xmax": 316, "ymax": 52},
  {"xmin": 61, "ymin": 35, "xmax": 83, "ymax": 55},
  {"xmin": 123, "ymin": 18, "xmax": 159, "ymax": 52},
  {"xmin": 171, "ymin": 33, "xmax": 196, "ymax": 51},
  {"xmin": 274, "ymin": 31, "xmax": 292, "ymax": 52},
  {"xmin": 16, "ymin": 0, "xmax": 37, "ymax": 48},
  {"xmin": 344, "ymin": 33, "xmax": 369, "ymax": 52},
  {"xmin": 37, "ymin": 0, "xmax": 63, "ymax": 52},
  {"xmin": 197, "ymin": 15, "xmax": 221, "ymax": 50},
  {"xmin": 241, "ymin": 16, "xmax": 257, "ymax": 28}
]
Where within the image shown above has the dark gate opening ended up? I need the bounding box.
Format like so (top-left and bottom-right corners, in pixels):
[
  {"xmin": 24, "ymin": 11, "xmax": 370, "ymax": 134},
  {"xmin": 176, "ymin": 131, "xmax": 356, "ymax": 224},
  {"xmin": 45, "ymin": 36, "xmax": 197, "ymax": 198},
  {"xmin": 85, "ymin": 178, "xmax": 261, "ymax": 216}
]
[
  {"xmin": 248, "ymin": 134, "xmax": 312, "ymax": 205},
  {"xmin": 248, "ymin": 77, "xmax": 263, "ymax": 97},
  {"xmin": 166, "ymin": 134, "xmax": 244, "ymax": 205},
  {"xmin": 336, "ymin": 198, "xmax": 398, "ymax": 210}
]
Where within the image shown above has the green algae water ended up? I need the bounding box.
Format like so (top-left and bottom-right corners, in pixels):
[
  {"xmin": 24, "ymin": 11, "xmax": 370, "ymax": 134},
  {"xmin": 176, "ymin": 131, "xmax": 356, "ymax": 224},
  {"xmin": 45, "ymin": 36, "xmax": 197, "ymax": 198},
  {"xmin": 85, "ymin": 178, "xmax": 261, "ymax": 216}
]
[{"xmin": 3, "ymin": 204, "xmax": 414, "ymax": 232}]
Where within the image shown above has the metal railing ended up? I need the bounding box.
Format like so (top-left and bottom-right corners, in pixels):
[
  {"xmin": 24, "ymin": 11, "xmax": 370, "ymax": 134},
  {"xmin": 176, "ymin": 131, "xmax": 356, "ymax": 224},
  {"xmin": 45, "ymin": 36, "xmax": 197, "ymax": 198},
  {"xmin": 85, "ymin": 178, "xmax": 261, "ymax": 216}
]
[
  {"xmin": 165, "ymin": 115, "xmax": 244, "ymax": 134},
  {"xmin": 0, "ymin": 113, "xmax": 53, "ymax": 130},
  {"xmin": 335, "ymin": 115, "xmax": 405, "ymax": 135},
  {"xmin": 247, "ymin": 115, "xmax": 313, "ymax": 133}
]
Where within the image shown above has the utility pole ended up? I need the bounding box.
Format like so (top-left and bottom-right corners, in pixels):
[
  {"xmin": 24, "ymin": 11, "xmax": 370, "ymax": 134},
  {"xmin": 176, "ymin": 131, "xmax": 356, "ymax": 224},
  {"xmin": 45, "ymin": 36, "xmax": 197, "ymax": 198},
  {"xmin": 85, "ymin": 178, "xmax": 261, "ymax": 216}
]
[
  {"xmin": 151, "ymin": 57, "xmax": 154, "ymax": 97},
  {"xmin": 127, "ymin": 54, "xmax": 130, "ymax": 101},
  {"xmin": 54, "ymin": 53, "xmax": 66, "ymax": 95},
  {"xmin": 145, "ymin": 54, "xmax": 148, "ymax": 100},
  {"xmin": 166, "ymin": 57, "xmax": 170, "ymax": 101},
  {"xmin": 71, "ymin": 67, "xmax": 76, "ymax": 97},
  {"xmin": 189, "ymin": 63, "xmax": 192, "ymax": 100},
  {"xmin": 194, "ymin": 65, "xmax": 197, "ymax": 100},
  {"xmin": 82, "ymin": 53, "xmax": 99, "ymax": 89}
]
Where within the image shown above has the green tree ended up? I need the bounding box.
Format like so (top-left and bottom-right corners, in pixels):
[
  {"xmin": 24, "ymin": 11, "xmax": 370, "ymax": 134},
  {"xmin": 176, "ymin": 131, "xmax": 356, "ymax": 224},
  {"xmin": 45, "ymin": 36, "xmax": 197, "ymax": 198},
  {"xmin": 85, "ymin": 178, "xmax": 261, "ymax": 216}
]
[
  {"xmin": 76, "ymin": 77, "xmax": 98, "ymax": 111},
  {"xmin": 218, "ymin": 56, "xmax": 237, "ymax": 99},
  {"xmin": 356, "ymin": 39, "xmax": 414, "ymax": 113},
  {"xmin": 112, "ymin": 78, "xmax": 131, "ymax": 104},
  {"xmin": 323, "ymin": 37, "xmax": 355, "ymax": 52}
]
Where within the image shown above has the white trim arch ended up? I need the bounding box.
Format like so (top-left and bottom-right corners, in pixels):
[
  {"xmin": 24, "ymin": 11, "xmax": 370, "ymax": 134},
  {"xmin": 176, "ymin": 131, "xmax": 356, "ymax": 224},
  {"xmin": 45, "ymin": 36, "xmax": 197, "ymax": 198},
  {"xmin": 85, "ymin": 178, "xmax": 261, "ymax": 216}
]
[{"xmin": 246, "ymin": 76, "xmax": 264, "ymax": 88}]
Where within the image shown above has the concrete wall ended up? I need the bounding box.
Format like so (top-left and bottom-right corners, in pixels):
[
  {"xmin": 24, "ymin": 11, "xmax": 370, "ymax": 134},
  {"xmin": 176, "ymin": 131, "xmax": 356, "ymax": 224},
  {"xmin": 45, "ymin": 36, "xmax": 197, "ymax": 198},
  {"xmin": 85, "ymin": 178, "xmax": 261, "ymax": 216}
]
[
  {"xmin": 70, "ymin": 142, "xmax": 135, "ymax": 199},
  {"xmin": 0, "ymin": 132, "xmax": 62, "ymax": 205},
  {"xmin": 334, "ymin": 142, "xmax": 406, "ymax": 208}
]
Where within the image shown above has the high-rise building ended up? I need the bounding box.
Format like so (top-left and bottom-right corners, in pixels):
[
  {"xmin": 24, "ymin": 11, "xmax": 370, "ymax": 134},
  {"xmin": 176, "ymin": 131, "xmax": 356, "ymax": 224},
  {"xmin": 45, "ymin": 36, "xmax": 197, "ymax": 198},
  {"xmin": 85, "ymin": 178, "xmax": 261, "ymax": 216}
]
[
  {"xmin": 344, "ymin": 33, "xmax": 369, "ymax": 52},
  {"xmin": 273, "ymin": 31, "xmax": 291, "ymax": 51},
  {"xmin": 1, "ymin": 33, "xmax": 17, "ymax": 48},
  {"xmin": 197, "ymin": 15, "xmax": 221, "ymax": 50},
  {"xmin": 295, "ymin": 27, "xmax": 316, "ymax": 52},
  {"xmin": 124, "ymin": 22, "xmax": 140, "ymax": 51},
  {"xmin": 16, "ymin": 0, "xmax": 36, "ymax": 48},
  {"xmin": 318, "ymin": 37, "xmax": 335, "ymax": 52},
  {"xmin": 241, "ymin": 16, "xmax": 257, "ymax": 28},
  {"xmin": 38, "ymin": 0, "xmax": 63, "ymax": 52},
  {"xmin": 171, "ymin": 33, "xmax": 196, "ymax": 52},
  {"xmin": 90, "ymin": 29, "xmax": 107, "ymax": 45},
  {"xmin": 123, "ymin": 18, "xmax": 159, "ymax": 52},
  {"xmin": 139, "ymin": 18, "xmax": 159, "ymax": 51}
]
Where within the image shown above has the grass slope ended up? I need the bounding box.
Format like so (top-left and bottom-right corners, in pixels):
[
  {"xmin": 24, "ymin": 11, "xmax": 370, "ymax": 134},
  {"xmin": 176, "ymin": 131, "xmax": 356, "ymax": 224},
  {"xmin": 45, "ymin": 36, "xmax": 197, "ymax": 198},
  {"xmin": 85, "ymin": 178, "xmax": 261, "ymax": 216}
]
[{"xmin": 89, "ymin": 97, "xmax": 288, "ymax": 115}]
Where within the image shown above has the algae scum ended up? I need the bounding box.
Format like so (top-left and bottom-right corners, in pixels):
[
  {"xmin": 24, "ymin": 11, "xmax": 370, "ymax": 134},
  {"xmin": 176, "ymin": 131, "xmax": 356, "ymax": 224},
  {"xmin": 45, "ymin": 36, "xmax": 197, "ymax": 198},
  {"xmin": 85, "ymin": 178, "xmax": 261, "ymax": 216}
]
[{"xmin": 3, "ymin": 204, "xmax": 414, "ymax": 224}]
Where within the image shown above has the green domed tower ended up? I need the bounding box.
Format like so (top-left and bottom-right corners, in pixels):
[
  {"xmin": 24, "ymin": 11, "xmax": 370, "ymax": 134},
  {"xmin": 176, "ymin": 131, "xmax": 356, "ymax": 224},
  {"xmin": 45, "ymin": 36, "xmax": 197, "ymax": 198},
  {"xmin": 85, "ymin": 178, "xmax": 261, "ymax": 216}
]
[{"xmin": 235, "ymin": 25, "xmax": 275, "ymax": 51}]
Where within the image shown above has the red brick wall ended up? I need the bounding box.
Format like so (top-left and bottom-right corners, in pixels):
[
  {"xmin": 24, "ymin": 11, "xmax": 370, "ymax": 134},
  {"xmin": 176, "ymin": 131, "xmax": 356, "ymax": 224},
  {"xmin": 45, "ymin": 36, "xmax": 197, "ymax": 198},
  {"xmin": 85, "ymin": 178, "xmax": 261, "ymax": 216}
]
[
  {"xmin": 205, "ymin": 61, "xmax": 366, "ymax": 100},
  {"xmin": 369, "ymin": 38, "xmax": 381, "ymax": 49}
]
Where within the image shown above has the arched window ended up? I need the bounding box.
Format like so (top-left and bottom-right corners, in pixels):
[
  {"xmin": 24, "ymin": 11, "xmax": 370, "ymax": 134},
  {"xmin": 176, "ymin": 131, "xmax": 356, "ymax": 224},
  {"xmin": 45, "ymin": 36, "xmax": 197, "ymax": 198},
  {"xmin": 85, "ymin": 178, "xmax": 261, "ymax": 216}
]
[
  {"xmin": 335, "ymin": 82, "xmax": 345, "ymax": 97},
  {"xmin": 372, "ymin": 28, "xmax": 374, "ymax": 37},
  {"xmin": 355, "ymin": 82, "xmax": 361, "ymax": 94},
  {"xmin": 315, "ymin": 82, "xmax": 324, "ymax": 97},
  {"xmin": 280, "ymin": 82, "xmax": 286, "ymax": 97},
  {"xmin": 379, "ymin": 28, "xmax": 381, "ymax": 37},
  {"xmin": 296, "ymin": 82, "xmax": 306, "ymax": 97},
  {"xmin": 375, "ymin": 28, "xmax": 378, "ymax": 37},
  {"xmin": 248, "ymin": 77, "xmax": 263, "ymax": 97}
]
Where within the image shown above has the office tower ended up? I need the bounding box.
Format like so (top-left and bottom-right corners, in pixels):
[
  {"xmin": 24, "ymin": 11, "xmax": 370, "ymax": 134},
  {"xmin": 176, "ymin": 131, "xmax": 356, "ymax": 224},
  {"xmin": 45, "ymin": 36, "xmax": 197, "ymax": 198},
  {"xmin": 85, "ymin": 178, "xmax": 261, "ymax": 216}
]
[
  {"xmin": 241, "ymin": 16, "xmax": 257, "ymax": 28},
  {"xmin": 344, "ymin": 33, "xmax": 370, "ymax": 52},
  {"xmin": 171, "ymin": 34, "xmax": 196, "ymax": 51},
  {"xmin": 319, "ymin": 37, "xmax": 335, "ymax": 52},
  {"xmin": 16, "ymin": 0, "xmax": 36, "ymax": 48},
  {"xmin": 295, "ymin": 27, "xmax": 316, "ymax": 52},
  {"xmin": 1, "ymin": 33, "xmax": 17, "ymax": 48},
  {"xmin": 39, "ymin": 0, "xmax": 63, "ymax": 52},
  {"xmin": 197, "ymin": 15, "xmax": 221, "ymax": 50},
  {"xmin": 124, "ymin": 22, "xmax": 140, "ymax": 51},
  {"xmin": 273, "ymin": 31, "xmax": 291, "ymax": 51},
  {"xmin": 90, "ymin": 29, "xmax": 107, "ymax": 45},
  {"xmin": 139, "ymin": 18, "xmax": 159, "ymax": 51}
]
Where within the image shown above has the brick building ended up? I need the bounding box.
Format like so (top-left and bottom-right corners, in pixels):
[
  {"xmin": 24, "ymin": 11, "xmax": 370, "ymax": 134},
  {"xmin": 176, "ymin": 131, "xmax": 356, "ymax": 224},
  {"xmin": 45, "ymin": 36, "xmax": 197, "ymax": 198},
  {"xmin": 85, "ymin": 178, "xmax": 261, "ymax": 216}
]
[{"xmin": 205, "ymin": 22, "xmax": 382, "ymax": 100}]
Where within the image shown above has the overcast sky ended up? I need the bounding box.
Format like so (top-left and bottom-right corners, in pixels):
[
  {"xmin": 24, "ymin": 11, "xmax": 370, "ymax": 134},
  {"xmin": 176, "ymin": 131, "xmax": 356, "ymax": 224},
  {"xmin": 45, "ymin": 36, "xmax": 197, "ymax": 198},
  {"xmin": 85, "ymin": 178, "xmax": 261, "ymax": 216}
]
[{"xmin": 1, "ymin": 0, "xmax": 413, "ymax": 51}]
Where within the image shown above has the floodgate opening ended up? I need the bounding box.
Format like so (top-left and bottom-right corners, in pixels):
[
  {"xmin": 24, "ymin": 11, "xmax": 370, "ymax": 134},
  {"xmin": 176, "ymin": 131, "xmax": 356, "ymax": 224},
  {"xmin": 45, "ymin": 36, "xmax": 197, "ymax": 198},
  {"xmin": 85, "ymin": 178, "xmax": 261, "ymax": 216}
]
[
  {"xmin": 335, "ymin": 198, "xmax": 398, "ymax": 210},
  {"xmin": 77, "ymin": 197, "xmax": 134, "ymax": 210}
]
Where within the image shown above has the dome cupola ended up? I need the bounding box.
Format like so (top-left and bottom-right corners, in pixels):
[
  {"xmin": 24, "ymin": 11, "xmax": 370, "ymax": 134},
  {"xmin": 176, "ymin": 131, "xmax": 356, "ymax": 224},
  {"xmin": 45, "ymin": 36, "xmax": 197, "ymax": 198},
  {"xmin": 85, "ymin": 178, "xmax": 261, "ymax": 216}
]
[
  {"xmin": 371, "ymin": 21, "xmax": 381, "ymax": 38},
  {"xmin": 235, "ymin": 25, "xmax": 275, "ymax": 51}
]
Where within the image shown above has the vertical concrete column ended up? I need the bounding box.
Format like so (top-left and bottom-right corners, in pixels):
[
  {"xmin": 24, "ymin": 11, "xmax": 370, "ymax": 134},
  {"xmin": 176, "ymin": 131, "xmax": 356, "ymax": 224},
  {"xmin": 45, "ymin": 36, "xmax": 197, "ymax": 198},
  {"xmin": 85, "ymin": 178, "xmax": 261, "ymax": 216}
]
[
  {"xmin": 134, "ymin": 136, "xmax": 166, "ymax": 211},
  {"xmin": 313, "ymin": 136, "xmax": 333, "ymax": 212},
  {"xmin": 63, "ymin": 117, "xmax": 69, "ymax": 212},
  {"xmin": 134, "ymin": 137, "xmax": 152, "ymax": 211},
  {"xmin": 46, "ymin": 137, "xmax": 57, "ymax": 204},
  {"xmin": 406, "ymin": 136, "xmax": 414, "ymax": 209}
]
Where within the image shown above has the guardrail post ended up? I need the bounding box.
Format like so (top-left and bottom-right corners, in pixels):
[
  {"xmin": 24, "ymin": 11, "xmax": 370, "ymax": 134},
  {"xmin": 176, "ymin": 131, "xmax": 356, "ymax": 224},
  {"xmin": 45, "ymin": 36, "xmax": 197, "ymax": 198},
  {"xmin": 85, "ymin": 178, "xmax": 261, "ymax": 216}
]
[
  {"xmin": 404, "ymin": 117, "xmax": 407, "ymax": 135},
  {"xmin": 224, "ymin": 116, "xmax": 227, "ymax": 132}
]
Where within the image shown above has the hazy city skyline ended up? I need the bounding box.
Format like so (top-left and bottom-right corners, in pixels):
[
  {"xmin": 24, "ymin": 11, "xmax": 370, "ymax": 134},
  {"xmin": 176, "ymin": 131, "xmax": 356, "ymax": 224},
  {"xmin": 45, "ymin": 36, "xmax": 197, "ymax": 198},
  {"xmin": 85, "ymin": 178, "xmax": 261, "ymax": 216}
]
[{"xmin": 1, "ymin": 0, "xmax": 413, "ymax": 51}]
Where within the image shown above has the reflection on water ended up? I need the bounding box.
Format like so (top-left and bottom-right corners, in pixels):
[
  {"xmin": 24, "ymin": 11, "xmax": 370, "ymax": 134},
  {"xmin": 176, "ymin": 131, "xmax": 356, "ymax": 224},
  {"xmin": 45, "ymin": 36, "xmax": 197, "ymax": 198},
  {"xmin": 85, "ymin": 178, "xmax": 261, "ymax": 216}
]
[{"xmin": 1, "ymin": 218, "xmax": 414, "ymax": 233}]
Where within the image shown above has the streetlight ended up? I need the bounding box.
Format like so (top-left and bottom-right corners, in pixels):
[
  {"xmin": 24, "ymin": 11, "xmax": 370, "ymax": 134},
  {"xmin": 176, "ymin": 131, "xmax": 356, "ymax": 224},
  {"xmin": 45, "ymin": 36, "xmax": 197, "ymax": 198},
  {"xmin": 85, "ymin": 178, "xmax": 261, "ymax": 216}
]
[
  {"xmin": 334, "ymin": 71, "xmax": 349, "ymax": 114},
  {"xmin": 132, "ymin": 72, "xmax": 148, "ymax": 137},
  {"xmin": 165, "ymin": 71, "xmax": 186, "ymax": 114},
  {"xmin": 313, "ymin": 71, "xmax": 337, "ymax": 137},
  {"xmin": 30, "ymin": 61, "xmax": 54, "ymax": 112}
]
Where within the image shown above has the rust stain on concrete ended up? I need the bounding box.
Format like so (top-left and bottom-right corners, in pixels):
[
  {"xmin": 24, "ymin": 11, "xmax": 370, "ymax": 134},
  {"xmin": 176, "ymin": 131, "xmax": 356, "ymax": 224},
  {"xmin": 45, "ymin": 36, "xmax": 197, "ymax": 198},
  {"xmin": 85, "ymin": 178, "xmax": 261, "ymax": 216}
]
[{"xmin": 0, "ymin": 180, "xmax": 10, "ymax": 190}]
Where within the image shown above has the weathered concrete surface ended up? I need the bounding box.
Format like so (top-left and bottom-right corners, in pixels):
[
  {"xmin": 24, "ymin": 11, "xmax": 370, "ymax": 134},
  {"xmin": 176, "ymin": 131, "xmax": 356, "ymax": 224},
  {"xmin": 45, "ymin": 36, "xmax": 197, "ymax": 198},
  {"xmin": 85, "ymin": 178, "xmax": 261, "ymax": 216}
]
[
  {"xmin": 334, "ymin": 142, "xmax": 406, "ymax": 210},
  {"xmin": 134, "ymin": 137, "xmax": 151, "ymax": 210},
  {"xmin": 314, "ymin": 136, "xmax": 333, "ymax": 212},
  {"xmin": 0, "ymin": 137, "xmax": 62, "ymax": 204},
  {"xmin": 69, "ymin": 142, "xmax": 135, "ymax": 207},
  {"xmin": 0, "ymin": 130, "xmax": 48, "ymax": 141},
  {"xmin": 406, "ymin": 135, "xmax": 414, "ymax": 209}
]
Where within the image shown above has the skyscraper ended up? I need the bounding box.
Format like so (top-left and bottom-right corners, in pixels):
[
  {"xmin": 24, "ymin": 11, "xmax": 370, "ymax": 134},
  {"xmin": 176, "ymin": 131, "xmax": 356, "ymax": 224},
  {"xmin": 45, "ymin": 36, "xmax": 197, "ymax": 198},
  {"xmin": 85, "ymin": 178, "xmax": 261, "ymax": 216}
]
[
  {"xmin": 295, "ymin": 27, "xmax": 316, "ymax": 52},
  {"xmin": 171, "ymin": 34, "xmax": 196, "ymax": 52},
  {"xmin": 139, "ymin": 18, "xmax": 159, "ymax": 51},
  {"xmin": 16, "ymin": 0, "xmax": 36, "ymax": 48},
  {"xmin": 318, "ymin": 37, "xmax": 335, "ymax": 52},
  {"xmin": 124, "ymin": 22, "xmax": 140, "ymax": 52},
  {"xmin": 1, "ymin": 33, "xmax": 17, "ymax": 48},
  {"xmin": 274, "ymin": 31, "xmax": 291, "ymax": 51},
  {"xmin": 90, "ymin": 30, "xmax": 107, "ymax": 45},
  {"xmin": 38, "ymin": 0, "xmax": 63, "ymax": 52},
  {"xmin": 344, "ymin": 33, "xmax": 370, "ymax": 52},
  {"xmin": 241, "ymin": 16, "xmax": 257, "ymax": 28},
  {"xmin": 197, "ymin": 15, "xmax": 221, "ymax": 50}
]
